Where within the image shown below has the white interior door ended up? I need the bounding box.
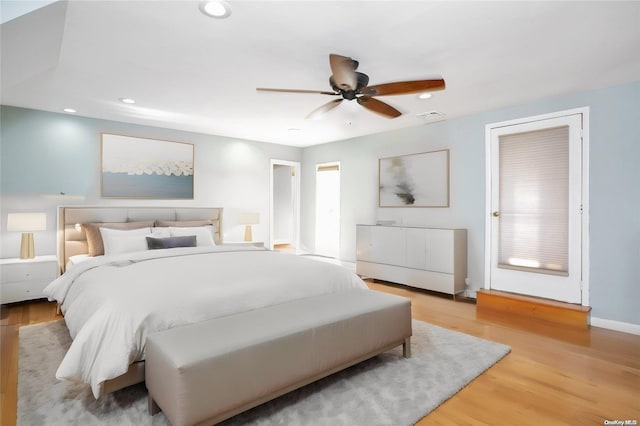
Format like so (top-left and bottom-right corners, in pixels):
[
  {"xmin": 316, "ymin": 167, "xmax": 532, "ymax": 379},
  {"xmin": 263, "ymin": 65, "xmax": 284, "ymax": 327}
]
[{"xmin": 487, "ymin": 112, "xmax": 585, "ymax": 304}]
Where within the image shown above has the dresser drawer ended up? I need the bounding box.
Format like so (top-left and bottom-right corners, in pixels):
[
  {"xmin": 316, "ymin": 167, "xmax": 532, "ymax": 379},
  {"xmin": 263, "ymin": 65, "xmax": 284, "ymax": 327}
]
[
  {"xmin": 1, "ymin": 259, "xmax": 58, "ymax": 283},
  {"xmin": 0, "ymin": 258, "xmax": 58, "ymax": 283},
  {"xmin": 0, "ymin": 279, "xmax": 50, "ymax": 304},
  {"xmin": 0, "ymin": 256, "xmax": 58, "ymax": 304}
]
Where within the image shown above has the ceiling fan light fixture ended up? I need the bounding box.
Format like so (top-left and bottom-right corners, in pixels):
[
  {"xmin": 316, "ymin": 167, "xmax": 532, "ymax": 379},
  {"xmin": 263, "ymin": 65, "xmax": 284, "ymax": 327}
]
[
  {"xmin": 417, "ymin": 93, "xmax": 432, "ymax": 100},
  {"xmin": 199, "ymin": 1, "xmax": 232, "ymax": 19}
]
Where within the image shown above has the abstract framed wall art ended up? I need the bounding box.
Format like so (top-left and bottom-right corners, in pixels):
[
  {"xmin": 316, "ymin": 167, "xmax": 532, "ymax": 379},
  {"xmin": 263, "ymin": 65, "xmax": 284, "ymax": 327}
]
[
  {"xmin": 101, "ymin": 133, "xmax": 194, "ymax": 199},
  {"xmin": 379, "ymin": 149, "xmax": 449, "ymax": 207}
]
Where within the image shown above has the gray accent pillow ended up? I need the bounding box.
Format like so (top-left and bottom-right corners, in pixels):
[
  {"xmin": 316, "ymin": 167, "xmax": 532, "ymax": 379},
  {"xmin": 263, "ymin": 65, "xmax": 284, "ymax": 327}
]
[{"xmin": 146, "ymin": 235, "xmax": 197, "ymax": 250}]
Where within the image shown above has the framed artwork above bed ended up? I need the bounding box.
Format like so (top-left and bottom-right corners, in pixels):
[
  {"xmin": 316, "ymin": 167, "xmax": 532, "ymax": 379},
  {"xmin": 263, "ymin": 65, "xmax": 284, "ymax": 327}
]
[
  {"xmin": 101, "ymin": 133, "xmax": 194, "ymax": 199},
  {"xmin": 379, "ymin": 149, "xmax": 449, "ymax": 207}
]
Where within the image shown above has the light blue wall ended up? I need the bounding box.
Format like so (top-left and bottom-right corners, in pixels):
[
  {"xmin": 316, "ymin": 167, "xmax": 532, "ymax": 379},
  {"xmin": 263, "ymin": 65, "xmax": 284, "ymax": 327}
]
[
  {"xmin": 300, "ymin": 80, "xmax": 640, "ymax": 326},
  {"xmin": 0, "ymin": 106, "xmax": 302, "ymax": 255}
]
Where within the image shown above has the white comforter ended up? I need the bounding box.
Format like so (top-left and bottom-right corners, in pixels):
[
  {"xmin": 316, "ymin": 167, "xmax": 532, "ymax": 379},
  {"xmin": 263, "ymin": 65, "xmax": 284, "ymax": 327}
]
[{"xmin": 43, "ymin": 246, "xmax": 367, "ymax": 398}]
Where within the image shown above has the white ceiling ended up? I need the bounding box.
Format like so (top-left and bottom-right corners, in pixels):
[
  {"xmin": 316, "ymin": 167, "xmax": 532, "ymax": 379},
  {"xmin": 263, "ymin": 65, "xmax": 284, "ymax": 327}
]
[{"xmin": 2, "ymin": 1, "xmax": 640, "ymax": 147}]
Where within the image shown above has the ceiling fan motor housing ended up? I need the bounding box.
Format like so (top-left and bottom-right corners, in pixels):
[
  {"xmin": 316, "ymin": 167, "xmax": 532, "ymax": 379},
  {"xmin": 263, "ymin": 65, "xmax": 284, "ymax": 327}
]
[{"xmin": 330, "ymin": 72, "xmax": 370, "ymax": 100}]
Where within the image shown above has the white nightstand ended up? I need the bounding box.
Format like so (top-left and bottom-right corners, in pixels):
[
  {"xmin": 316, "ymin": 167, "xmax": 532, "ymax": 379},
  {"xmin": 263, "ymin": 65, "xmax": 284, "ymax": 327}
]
[
  {"xmin": 0, "ymin": 255, "xmax": 59, "ymax": 304},
  {"xmin": 224, "ymin": 241, "xmax": 265, "ymax": 248}
]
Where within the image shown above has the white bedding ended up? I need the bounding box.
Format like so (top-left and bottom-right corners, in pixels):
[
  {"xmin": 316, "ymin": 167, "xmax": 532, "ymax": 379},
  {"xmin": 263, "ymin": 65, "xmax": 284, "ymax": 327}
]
[{"xmin": 43, "ymin": 246, "xmax": 367, "ymax": 398}]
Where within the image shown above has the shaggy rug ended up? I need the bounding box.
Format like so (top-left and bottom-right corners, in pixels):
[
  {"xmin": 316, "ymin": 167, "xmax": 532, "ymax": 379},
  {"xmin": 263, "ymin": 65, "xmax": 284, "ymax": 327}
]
[{"xmin": 18, "ymin": 319, "xmax": 510, "ymax": 425}]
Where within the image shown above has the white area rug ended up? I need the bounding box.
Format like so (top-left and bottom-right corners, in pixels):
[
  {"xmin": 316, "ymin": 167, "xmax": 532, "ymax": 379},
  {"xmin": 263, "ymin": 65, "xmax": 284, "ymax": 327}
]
[{"xmin": 18, "ymin": 319, "xmax": 510, "ymax": 425}]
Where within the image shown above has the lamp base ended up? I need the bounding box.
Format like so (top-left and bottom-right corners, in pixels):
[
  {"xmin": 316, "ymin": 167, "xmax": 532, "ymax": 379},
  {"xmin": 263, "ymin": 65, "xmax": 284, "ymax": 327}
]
[
  {"xmin": 19, "ymin": 232, "xmax": 35, "ymax": 259},
  {"xmin": 244, "ymin": 225, "xmax": 253, "ymax": 242}
]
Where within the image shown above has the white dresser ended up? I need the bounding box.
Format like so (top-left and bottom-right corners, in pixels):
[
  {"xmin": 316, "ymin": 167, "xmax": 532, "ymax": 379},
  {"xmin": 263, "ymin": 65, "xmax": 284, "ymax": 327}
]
[
  {"xmin": 0, "ymin": 255, "xmax": 59, "ymax": 304},
  {"xmin": 356, "ymin": 225, "xmax": 467, "ymax": 295}
]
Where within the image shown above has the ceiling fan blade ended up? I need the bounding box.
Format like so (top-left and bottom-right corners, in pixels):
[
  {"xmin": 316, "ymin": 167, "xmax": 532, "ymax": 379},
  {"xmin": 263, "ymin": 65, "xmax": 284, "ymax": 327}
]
[
  {"xmin": 357, "ymin": 96, "xmax": 401, "ymax": 118},
  {"xmin": 257, "ymin": 87, "xmax": 338, "ymax": 95},
  {"xmin": 329, "ymin": 54, "xmax": 358, "ymax": 91},
  {"xmin": 360, "ymin": 79, "xmax": 446, "ymax": 96},
  {"xmin": 306, "ymin": 99, "xmax": 343, "ymax": 119}
]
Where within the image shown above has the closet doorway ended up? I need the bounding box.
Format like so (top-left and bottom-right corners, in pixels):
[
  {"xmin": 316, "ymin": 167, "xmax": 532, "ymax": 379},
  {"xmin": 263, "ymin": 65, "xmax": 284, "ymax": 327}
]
[{"xmin": 270, "ymin": 160, "xmax": 300, "ymax": 252}]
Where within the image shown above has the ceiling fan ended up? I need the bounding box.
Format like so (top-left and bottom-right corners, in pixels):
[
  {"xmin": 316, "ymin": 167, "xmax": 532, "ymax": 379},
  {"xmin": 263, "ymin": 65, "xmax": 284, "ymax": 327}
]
[{"xmin": 257, "ymin": 54, "xmax": 445, "ymax": 119}]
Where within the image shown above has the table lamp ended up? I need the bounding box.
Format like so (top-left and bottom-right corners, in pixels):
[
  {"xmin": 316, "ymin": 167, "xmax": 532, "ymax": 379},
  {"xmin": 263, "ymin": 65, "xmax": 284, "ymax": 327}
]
[
  {"xmin": 238, "ymin": 213, "xmax": 259, "ymax": 242},
  {"xmin": 7, "ymin": 212, "xmax": 46, "ymax": 259}
]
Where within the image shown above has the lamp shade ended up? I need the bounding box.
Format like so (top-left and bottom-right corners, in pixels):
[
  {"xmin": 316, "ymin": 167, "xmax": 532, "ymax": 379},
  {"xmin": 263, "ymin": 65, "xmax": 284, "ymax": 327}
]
[
  {"xmin": 237, "ymin": 213, "xmax": 260, "ymax": 225},
  {"xmin": 7, "ymin": 213, "xmax": 46, "ymax": 232}
]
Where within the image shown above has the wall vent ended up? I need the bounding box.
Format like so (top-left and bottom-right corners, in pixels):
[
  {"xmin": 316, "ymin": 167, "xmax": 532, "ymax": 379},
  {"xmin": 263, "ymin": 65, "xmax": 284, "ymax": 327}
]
[{"xmin": 416, "ymin": 110, "xmax": 446, "ymax": 123}]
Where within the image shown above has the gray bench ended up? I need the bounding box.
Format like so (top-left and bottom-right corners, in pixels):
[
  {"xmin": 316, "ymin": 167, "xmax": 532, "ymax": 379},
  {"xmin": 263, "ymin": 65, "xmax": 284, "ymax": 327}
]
[{"xmin": 145, "ymin": 289, "xmax": 412, "ymax": 426}]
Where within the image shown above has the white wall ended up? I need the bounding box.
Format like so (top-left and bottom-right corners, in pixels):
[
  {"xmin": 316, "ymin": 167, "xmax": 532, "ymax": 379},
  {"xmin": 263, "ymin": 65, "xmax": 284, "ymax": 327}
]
[{"xmin": 301, "ymin": 119, "xmax": 481, "ymax": 269}]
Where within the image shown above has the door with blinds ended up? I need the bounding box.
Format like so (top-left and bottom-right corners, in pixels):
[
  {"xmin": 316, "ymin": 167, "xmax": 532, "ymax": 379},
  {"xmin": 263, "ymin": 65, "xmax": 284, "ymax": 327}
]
[{"xmin": 488, "ymin": 112, "xmax": 584, "ymax": 304}]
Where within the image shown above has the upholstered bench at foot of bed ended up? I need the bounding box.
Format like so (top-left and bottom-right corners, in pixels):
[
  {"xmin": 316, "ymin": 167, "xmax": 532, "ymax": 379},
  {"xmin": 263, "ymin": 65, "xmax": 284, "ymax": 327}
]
[{"xmin": 145, "ymin": 288, "xmax": 412, "ymax": 426}]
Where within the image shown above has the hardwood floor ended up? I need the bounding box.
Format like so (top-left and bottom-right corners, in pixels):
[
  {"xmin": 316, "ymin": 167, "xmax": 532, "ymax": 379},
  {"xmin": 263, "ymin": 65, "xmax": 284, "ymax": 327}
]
[
  {"xmin": 1, "ymin": 283, "xmax": 639, "ymax": 426},
  {"xmin": 1, "ymin": 299, "xmax": 62, "ymax": 426}
]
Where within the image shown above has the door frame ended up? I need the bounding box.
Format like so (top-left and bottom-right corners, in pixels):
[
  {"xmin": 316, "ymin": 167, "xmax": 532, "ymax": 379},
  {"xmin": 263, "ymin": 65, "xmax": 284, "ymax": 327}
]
[
  {"xmin": 269, "ymin": 159, "xmax": 300, "ymax": 251},
  {"xmin": 483, "ymin": 107, "xmax": 590, "ymax": 306}
]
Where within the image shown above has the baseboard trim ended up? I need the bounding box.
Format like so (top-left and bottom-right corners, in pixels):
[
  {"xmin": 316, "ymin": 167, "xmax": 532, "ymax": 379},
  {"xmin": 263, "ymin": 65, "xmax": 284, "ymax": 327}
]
[{"xmin": 591, "ymin": 317, "xmax": 640, "ymax": 336}]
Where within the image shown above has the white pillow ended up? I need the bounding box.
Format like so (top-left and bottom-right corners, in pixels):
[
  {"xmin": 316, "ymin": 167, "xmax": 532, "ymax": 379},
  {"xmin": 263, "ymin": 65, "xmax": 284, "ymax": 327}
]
[
  {"xmin": 68, "ymin": 254, "xmax": 90, "ymax": 265},
  {"xmin": 169, "ymin": 225, "xmax": 216, "ymax": 247},
  {"xmin": 66, "ymin": 254, "xmax": 90, "ymax": 271},
  {"xmin": 100, "ymin": 227, "xmax": 151, "ymax": 256},
  {"xmin": 149, "ymin": 227, "xmax": 171, "ymax": 238}
]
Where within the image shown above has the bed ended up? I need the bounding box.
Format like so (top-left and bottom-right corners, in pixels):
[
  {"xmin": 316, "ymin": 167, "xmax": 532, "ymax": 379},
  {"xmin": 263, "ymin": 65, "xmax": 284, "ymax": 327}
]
[{"xmin": 45, "ymin": 206, "xmax": 368, "ymax": 398}]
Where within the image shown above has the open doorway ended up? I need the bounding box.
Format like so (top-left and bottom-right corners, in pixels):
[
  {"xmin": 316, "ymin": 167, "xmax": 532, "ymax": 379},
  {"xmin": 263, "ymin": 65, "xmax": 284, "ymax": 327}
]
[
  {"xmin": 315, "ymin": 162, "xmax": 340, "ymax": 258},
  {"xmin": 270, "ymin": 159, "xmax": 300, "ymax": 252}
]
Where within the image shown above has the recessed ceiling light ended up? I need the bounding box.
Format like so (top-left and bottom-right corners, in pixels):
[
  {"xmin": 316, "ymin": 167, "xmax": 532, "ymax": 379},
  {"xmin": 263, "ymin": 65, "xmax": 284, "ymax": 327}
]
[
  {"xmin": 417, "ymin": 93, "xmax": 433, "ymax": 100},
  {"xmin": 120, "ymin": 98, "xmax": 136, "ymax": 104},
  {"xmin": 199, "ymin": 1, "xmax": 232, "ymax": 19},
  {"xmin": 63, "ymin": 108, "xmax": 76, "ymax": 113}
]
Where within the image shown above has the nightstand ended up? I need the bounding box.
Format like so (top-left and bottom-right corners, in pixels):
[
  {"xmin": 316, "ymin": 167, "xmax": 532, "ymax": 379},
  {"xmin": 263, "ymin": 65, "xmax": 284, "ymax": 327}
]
[
  {"xmin": 224, "ymin": 241, "xmax": 265, "ymax": 248},
  {"xmin": 0, "ymin": 255, "xmax": 59, "ymax": 304}
]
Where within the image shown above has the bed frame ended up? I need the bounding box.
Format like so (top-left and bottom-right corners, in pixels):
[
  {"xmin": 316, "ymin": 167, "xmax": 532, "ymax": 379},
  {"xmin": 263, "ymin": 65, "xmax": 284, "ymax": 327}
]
[{"xmin": 56, "ymin": 205, "xmax": 224, "ymax": 395}]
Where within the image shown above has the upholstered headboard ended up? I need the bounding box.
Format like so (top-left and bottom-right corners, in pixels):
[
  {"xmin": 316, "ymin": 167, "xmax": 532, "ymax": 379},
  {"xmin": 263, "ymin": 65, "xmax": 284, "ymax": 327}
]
[{"xmin": 58, "ymin": 206, "xmax": 223, "ymax": 272}]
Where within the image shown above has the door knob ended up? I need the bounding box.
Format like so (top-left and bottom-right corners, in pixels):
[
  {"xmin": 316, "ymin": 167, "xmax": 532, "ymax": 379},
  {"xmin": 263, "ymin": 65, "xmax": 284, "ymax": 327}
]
[{"xmin": 492, "ymin": 211, "xmax": 500, "ymax": 217}]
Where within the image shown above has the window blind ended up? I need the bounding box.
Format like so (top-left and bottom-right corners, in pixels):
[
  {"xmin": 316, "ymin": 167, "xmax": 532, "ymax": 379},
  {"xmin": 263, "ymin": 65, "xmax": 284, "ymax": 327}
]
[{"xmin": 498, "ymin": 125, "xmax": 570, "ymax": 275}]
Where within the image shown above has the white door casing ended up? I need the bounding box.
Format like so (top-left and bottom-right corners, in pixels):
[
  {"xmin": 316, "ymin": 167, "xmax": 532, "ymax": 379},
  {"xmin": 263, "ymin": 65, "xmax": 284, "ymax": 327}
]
[{"xmin": 484, "ymin": 108, "xmax": 590, "ymax": 305}]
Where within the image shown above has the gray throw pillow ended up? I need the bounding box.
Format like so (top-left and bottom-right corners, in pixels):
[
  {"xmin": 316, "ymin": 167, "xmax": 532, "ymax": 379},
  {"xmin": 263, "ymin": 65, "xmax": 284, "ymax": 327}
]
[{"xmin": 146, "ymin": 235, "xmax": 197, "ymax": 250}]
